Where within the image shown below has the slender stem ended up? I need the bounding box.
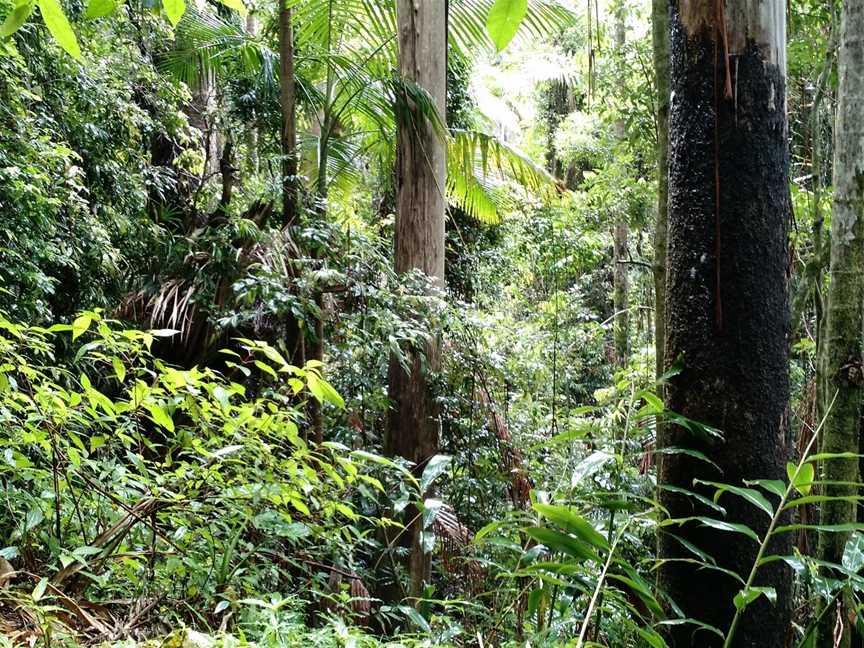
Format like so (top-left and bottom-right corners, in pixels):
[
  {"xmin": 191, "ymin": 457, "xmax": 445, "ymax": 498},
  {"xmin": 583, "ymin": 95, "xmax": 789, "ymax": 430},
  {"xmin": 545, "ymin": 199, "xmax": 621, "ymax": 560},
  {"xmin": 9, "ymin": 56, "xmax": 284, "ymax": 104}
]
[
  {"xmin": 722, "ymin": 391, "xmax": 838, "ymax": 647},
  {"xmin": 576, "ymin": 517, "xmax": 632, "ymax": 648}
]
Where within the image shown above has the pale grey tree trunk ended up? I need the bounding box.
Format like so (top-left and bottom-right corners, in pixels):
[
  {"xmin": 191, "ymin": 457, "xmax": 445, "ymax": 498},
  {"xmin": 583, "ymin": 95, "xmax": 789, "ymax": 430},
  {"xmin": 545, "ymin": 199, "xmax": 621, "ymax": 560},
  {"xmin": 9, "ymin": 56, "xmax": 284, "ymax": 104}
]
[
  {"xmin": 387, "ymin": 0, "xmax": 447, "ymax": 600},
  {"xmin": 612, "ymin": 10, "xmax": 629, "ymax": 367},
  {"xmin": 816, "ymin": 2, "xmax": 864, "ymax": 646}
]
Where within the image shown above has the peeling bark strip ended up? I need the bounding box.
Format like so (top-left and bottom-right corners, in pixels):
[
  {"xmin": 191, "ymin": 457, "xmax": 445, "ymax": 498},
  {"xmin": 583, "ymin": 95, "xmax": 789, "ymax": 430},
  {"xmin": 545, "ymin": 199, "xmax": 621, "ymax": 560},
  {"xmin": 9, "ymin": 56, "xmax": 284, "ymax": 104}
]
[
  {"xmin": 816, "ymin": 1, "xmax": 864, "ymax": 646},
  {"xmin": 658, "ymin": 1, "xmax": 791, "ymax": 646},
  {"xmin": 386, "ymin": 0, "xmax": 447, "ymax": 600}
]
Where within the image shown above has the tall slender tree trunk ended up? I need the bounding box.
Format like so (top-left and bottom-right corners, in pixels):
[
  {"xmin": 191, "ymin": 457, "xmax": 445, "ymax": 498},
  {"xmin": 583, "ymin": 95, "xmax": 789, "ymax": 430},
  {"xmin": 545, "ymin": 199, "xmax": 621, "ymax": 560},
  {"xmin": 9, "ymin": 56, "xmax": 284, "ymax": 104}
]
[
  {"xmin": 657, "ymin": 2, "xmax": 791, "ymax": 645},
  {"xmin": 651, "ymin": 0, "xmax": 669, "ymax": 384},
  {"xmin": 387, "ymin": 0, "xmax": 447, "ymax": 600},
  {"xmin": 279, "ymin": 1, "xmax": 304, "ymax": 368},
  {"xmin": 816, "ymin": 3, "xmax": 864, "ymax": 645},
  {"xmin": 612, "ymin": 11, "xmax": 629, "ymax": 367},
  {"xmin": 245, "ymin": 13, "xmax": 260, "ymax": 176}
]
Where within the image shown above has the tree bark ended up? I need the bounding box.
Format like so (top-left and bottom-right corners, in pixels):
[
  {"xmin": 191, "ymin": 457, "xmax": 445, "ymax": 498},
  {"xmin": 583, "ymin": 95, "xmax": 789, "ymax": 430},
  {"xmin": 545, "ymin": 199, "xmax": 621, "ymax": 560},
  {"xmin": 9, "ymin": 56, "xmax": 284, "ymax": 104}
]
[
  {"xmin": 278, "ymin": 1, "xmax": 304, "ymax": 367},
  {"xmin": 652, "ymin": 0, "xmax": 669, "ymax": 384},
  {"xmin": 387, "ymin": 0, "xmax": 447, "ymax": 600},
  {"xmin": 816, "ymin": 2, "xmax": 864, "ymax": 646},
  {"xmin": 657, "ymin": 1, "xmax": 791, "ymax": 646}
]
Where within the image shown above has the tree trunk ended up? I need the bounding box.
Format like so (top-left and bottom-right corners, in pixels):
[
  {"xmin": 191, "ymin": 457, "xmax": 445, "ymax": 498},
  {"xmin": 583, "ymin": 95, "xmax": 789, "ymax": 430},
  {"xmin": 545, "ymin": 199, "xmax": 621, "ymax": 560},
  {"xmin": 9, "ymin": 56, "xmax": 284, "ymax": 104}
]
[
  {"xmin": 816, "ymin": 2, "xmax": 864, "ymax": 645},
  {"xmin": 612, "ymin": 11, "xmax": 629, "ymax": 367},
  {"xmin": 245, "ymin": 13, "xmax": 260, "ymax": 177},
  {"xmin": 651, "ymin": 0, "xmax": 669, "ymax": 385},
  {"xmin": 278, "ymin": 1, "xmax": 304, "ymax": 367},
  {"xmin": 657, "ymin": 2, "xmax": 791, "ymax": 646},
  {"xmin": 387, "ymin": 0, "xmax": 447, "ymax": 600}
]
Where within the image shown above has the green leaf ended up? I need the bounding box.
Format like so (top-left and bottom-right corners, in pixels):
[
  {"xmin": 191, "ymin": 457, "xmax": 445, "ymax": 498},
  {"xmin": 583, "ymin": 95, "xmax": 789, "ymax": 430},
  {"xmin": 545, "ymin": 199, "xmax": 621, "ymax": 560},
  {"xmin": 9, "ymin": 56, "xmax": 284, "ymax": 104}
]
[
  {"xmin": 420, "ymin": 454, "xmax": 452, "ymax": 493},
  {"xmin": 522, "ymin": 526, "xmax": 598, "ymax": 562},
  {"xmin": 638, "ymin": 628, "xmax": 668, "ymax": 648},
  {"xmin": 571, "ymin": 450, "xmax": 613, "ymax": 486},
  {"xmin": 32, "ymin": 577, "xmax": 48, "ymax": 601},
  {"xmin": 694, "ymin": 480, "xmax": 774, "ymax": 518},
  {"xmin": 787, "ymin": 461, "xmax": 814, "ymax": 495},
  {"xmin": 71, "ymin": 314, "xmax": 92, "ymax": 340},
  {"xmin": 37, "ymin": 0, "xmax": 80, "ymax": 59},
  {"xmin": 0, "ymin": 0, "xmax": 34, "ymax": 37},
  {"xmin": 84, "ymin": 0, "xmax": 117, "ymax": 18},
  {"xmin": 660, "ymin": 516, "xmax": 759, "ymax": 543},
  {"xmin": 112, "ymin": 355, "xmax": 126, "ymax": 383},
  {"xmin": 733, "ymin": 586, "xmax": 776, "ymax": 611},
  {"xmin": 486, "ymin": 0, "xmax": 527, "ymax": 52},
  {"xmin": 161, "ymin": 0, "xmax": 184, "ymax": 27},
  {"xmin": 533, "ymin": 503, "xmax": 609, "ymax": 550},
  {"xmin": 744, "ymin": 479, "xmax": 787, "ymax": 500},
  {"xmin": 843, "ymin": 533, "xmax": 864, "ymax": 573},
  {"xmin": 216, "ymin": 0, "xmax": 245, "ymax": 15},
  {"xmin": 144, "ymin": 402, "xmax": 174, "ymax": 432}
]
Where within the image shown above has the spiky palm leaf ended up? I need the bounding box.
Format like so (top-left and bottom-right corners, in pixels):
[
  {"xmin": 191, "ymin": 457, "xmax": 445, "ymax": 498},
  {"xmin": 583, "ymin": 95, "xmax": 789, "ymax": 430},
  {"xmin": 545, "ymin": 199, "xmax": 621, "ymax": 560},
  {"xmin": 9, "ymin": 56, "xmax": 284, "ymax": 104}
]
[
  {"xmin": 160, "ymin": 8, "xmax": 276, "ymax": 88},
  {"xmin": 448, "ymin": 129, "xmax": 562, "ymax": 223}
]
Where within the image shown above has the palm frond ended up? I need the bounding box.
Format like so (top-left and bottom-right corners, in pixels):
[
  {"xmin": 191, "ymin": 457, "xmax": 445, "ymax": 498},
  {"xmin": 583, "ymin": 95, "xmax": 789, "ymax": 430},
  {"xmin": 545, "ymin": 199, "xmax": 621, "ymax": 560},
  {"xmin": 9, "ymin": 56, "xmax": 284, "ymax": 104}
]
[
  {"xmin": 447, "ymin": 129, "xmax": 564, "ymax": 223},
  {"xmin": 160, "ymin": 7, "xmax": 276, "ymax": 88},
  {"xmin": 449, "ymin": 0, "xmax": 577, "ymax": 56}
]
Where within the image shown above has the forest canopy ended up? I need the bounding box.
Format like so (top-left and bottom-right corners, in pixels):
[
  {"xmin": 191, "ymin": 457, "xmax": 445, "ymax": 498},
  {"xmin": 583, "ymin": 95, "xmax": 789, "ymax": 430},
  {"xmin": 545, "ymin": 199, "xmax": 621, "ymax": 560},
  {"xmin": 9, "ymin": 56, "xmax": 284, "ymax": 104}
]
[{"xmin": 0, "ymin": 0, "xmax": 859, "ymax": 647}]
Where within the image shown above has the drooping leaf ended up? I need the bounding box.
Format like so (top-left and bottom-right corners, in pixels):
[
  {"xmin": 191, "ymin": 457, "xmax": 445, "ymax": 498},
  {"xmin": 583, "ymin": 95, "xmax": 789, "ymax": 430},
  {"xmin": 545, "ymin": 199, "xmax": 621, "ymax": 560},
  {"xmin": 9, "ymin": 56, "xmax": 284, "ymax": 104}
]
[
  {"xmin": 522, "ymin": 526, "xmax": 598, "ymax": 562},
  {"xmin": 694, "ymin": 480, "xmax": 774, "ymax": 518},
  {"xmin": 420, "ymin": 454, "xmax": 452, "ymax": 492},
  {"xmin": 486, "ymin": 0, "xmax": 527, "ymax": 51},
  {"xmin": 0, "ymin": 0, "xmax": 34, "ymax": 37},
  {"xmin": 533, "ymin": 503, "xmax": 608, "ymax": 550},
  {"xmin": 162, "ymin": 0, "xmax": 185, "ymax": 26},
  {"xmin": 733, "ymin": 586, "xmax": 776, "ymax": 611},
  {"xmin": 37, "ymin": 0, "xmax": 81, "ymax": 59}
]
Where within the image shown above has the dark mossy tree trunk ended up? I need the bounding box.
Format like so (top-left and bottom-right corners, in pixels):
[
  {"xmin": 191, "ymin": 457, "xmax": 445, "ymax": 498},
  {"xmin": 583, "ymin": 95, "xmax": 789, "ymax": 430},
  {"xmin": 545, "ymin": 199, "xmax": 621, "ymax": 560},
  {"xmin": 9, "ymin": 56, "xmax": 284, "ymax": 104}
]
[
  {"xmin": 657, "ymin": 1, "xmax": 791, "ymax": 646},
  {"xmin": 279, "ymin": 0, "xmax": 304, "ymax": 368},
  {"xmin": 651, "ymin": 0, "xmax": 669, "ymax": 385},
  {"xmin": 386, "ymin": 0, "xmax": 447, "ymax": 600},
  {"xmin": 816, "ymin": 2, "xmax": 864, "ymax": 646}
]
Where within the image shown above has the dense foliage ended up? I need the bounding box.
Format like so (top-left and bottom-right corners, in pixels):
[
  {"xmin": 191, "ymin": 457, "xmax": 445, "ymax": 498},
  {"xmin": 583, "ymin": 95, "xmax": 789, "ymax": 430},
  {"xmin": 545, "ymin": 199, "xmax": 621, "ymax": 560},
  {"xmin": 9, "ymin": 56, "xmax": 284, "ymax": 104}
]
[{"xmin": 0, "ymin": 0, "xmax": 861, "ymax": 646}]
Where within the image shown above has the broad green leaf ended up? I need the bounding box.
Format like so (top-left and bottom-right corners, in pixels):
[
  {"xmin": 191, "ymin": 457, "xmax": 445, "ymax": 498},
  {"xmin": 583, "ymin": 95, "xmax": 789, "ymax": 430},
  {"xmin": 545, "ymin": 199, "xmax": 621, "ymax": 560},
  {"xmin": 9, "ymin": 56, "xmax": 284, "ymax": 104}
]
[
  {"xmin": 533, "ymin": 503, "xmax": 608, "ymax": 550},
  {"xmin": 71, "ymin": 314, "xmax": 92, "ymax": 340},
  {"xmin": 37, "ymin": 0, "xmax": 80, "ymax": 59},
  {"xmin": 32, "ymin": 577, "xmax": 48, "ymax": 601},
  {"xmin": 787, "ymin": 461, "xmax": 814, "ymax": 495},
  {"xmin": 161, "ymin": 0, "xmax": 184, "ymax": 27},
  {"xmin": 571, "ymin": 450, "xmax": 613, "ymax": 486},
  {"xmin": 843, "ymin": 533, "xmax": 864, "ymax": 573},
  {"xmin": 0, "ymin": 0, "xmax": 34, "ymax": 37},
  {"xmin": 522, "ymin": 526, "xmax": 598, "ymax": 562},
  {"xmin": 111, "ymin": 355, "xmax": 126, "ymax": 383},
  {"xmin": 420, "ymin": 454, "xmax": 451, "ymax": 492},
  {"xmin": 733, "ymin": 586, "xmax": 776, "ymax": 611},
  {"xmin": 144, "ymin": 402, "xmax": 174, "ymax": 432},
  {"xmin": 84, "ymin": 0, "xmax": 117, "ymax": 18},
  {"xmin": 486, "ymin": 0, "xmax": 527, "ymax": 52}
]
